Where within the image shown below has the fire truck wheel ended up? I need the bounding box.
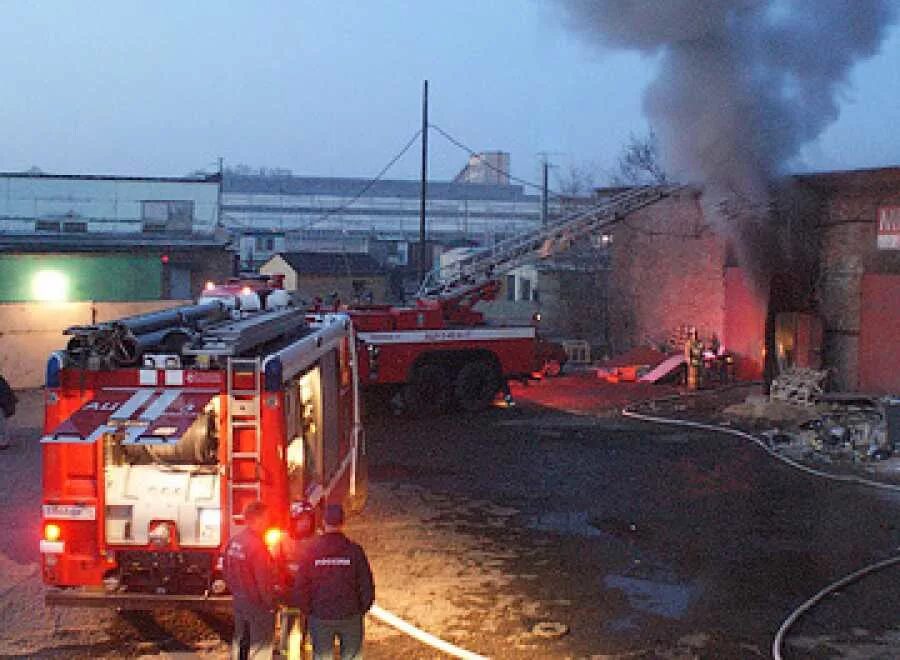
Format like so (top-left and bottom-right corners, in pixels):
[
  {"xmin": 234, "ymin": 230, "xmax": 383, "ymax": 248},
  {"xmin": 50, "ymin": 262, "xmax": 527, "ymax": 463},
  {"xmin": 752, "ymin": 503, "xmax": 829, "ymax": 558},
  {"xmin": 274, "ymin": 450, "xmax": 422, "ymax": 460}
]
[
  {"xmin": 543, "ymin": 359, "xmax": 562, "ymax": 377},
  {"xmin": 405, "ymin": 363, "xmax": 452, "ymax": 415},
  {"xmin": 454, "ymin": 360, "xmax": 500, "ymax": 411}
]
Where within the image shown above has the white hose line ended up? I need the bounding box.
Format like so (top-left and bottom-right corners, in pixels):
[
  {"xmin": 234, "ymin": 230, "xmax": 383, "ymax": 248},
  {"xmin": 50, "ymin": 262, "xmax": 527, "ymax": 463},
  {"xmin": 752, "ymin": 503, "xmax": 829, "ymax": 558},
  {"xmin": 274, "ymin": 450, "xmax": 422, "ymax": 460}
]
[
  {"xmin": 369, "ymin": 603, "xmax": 489, "ymax": 660},
  {"xmin": 771, "ymin": 554, "xmax": 900, "ymax": 660},
  {"xmin": 621, "ymin": 401, "xmax": 900, "ymax": 660},
  {"xmin": 621, "ymin": 407, "xmax": 900, "ymax": 493}
]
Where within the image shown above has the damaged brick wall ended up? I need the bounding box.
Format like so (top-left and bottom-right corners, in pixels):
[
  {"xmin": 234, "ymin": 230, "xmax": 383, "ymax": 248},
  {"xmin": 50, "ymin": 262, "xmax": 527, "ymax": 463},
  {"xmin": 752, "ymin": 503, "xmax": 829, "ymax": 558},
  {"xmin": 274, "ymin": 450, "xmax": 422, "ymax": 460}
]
[
  {"xmin": 803, "ymin": 168, "xmax": 900, "ymax": 392},
  {"xmin": 608, "ymin": 190, "xmax": 727, "ymax": 354},
  {"xmin": 604, "ymin": 169, "xmax": 899, "ymax": 392}
]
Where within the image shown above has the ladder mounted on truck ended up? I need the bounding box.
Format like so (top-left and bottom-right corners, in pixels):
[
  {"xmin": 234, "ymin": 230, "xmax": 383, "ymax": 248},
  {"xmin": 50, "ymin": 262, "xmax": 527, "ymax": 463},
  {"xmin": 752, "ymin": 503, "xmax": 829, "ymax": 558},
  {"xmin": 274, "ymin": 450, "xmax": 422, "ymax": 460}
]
[
  {"xmin": 182, "ymin": 307, "xmax": 308, "ymax": 358},
  {"xmin": 418, "ymin": 185, "xmax": 684, "ymax": 303},
  {"xmin": 226, "ymin": 356, "xmax": 263, "ymax": 532}
]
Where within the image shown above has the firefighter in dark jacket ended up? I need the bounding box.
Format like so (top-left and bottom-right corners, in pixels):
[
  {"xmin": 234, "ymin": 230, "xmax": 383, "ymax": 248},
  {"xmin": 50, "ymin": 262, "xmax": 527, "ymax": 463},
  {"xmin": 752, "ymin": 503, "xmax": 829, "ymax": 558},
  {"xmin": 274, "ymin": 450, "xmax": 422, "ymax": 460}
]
[
  {"xmin": 224, "ymin": 501, "xmax": 277, "ymax": 660},
  {"xmin": 296, "ymin": 503, "xmax": 374, "ymax": 660},
  {"xmin": 0, "ymin": 373, "xmax": 16, "ymax": 450}
]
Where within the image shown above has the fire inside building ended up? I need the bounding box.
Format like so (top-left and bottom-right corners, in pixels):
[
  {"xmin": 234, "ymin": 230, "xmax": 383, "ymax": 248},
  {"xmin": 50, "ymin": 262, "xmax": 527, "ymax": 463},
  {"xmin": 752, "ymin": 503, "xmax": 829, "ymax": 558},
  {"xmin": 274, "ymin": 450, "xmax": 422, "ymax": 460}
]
[{"xmin": 606, "ymin": 166, "xmax": 900, "ymax": 395}]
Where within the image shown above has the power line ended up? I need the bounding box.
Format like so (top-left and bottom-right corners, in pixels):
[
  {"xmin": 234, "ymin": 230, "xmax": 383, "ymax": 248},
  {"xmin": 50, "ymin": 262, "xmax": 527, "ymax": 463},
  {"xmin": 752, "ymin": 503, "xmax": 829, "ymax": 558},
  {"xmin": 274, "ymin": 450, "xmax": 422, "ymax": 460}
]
[
  {"xmin": 429, "ymin": 123, "xmax": 564, "ymax": 198},
  {"xmin": 305, "ymin": 129, "xmax": 423, "ymax": 231}
]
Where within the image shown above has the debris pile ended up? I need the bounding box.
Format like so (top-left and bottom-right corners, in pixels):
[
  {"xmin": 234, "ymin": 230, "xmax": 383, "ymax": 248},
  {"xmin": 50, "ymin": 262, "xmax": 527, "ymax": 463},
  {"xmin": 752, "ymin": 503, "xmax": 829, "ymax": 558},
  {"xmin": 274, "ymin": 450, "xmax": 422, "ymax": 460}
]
[
  {"xmin": 799, "ymin": 394, "xmax": 895, "ymax": 461},
  {"xmin": 769, "ymin": 367, "xmax": 827, "ymax": 407}
]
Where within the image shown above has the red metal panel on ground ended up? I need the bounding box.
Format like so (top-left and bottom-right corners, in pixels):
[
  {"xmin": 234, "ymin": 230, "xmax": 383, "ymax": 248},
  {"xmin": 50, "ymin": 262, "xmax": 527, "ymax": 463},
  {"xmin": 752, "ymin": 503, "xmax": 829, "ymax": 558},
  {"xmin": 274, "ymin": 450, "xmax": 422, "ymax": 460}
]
[
  {"xmin": 859, "ymin": 274, "xmax": 900, "ymax": 394},
  {"xmin": 723, "ymin": 267, "xmax": 765, "ymax": 380}
]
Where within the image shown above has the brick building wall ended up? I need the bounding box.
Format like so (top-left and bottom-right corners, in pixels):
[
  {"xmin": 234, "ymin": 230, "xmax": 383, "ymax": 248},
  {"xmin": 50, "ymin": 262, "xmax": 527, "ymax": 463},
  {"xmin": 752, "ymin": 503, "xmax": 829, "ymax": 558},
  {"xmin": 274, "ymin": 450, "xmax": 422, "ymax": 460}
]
[
  {"xmin": 608, "ymin": 189, "xmax": 727, "ymax": 354},
  {"xmin": 801, "ymin": 168, "xmax": 900, "ymax": 391},
  {"xmin": 604, "ymin": 169, "xmax": 900, "ymax": 393}
]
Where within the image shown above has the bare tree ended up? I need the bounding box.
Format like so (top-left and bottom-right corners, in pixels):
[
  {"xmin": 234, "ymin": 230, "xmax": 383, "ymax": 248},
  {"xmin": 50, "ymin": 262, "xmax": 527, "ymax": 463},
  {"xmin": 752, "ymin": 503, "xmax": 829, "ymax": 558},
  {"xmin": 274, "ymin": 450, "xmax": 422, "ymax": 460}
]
[
  {"xmin": 553, "ymin": 162, "xmax": 605, "ymax": 218},
  {"xmin": 611, "ymin": 130, "xmax": 668, "ymax": 186},
  {"xmin": 555, "ymin": 162, "xmax": 600, "ymax": 197}
]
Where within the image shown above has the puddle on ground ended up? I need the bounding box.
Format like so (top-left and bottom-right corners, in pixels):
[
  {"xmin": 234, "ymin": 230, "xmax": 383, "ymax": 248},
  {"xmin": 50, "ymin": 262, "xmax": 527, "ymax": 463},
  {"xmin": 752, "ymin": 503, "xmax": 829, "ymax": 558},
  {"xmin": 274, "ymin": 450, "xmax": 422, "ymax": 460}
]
[
  {"xmin": 604, "ymin": 573, "xmax": 698, "ymax": 619},
  {"xmin": 526, "ymin": 511, "xmax": 613, "ymax": 538}
]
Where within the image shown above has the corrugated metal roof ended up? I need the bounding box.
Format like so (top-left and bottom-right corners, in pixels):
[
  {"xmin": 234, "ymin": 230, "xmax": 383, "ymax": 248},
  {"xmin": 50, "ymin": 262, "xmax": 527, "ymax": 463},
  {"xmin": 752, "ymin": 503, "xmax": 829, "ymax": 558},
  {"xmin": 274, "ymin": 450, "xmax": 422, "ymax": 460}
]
[
  {"xmin": 224, "ymin": 174, "xmax": 539, "ymax": 202},
  {"xmin": 0, "ymin": 232, "xmax": 228, "ymax": 252},
  {"xmin": 0, "ymin": 172, "xmax": 220, "ymax": 184}
]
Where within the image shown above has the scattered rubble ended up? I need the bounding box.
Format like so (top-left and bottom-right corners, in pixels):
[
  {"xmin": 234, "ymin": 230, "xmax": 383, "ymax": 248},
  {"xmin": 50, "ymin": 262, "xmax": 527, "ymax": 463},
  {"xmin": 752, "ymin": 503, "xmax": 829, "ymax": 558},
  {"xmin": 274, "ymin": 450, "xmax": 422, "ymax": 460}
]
[
  {"xmin": 722, "ymin": 384, "xmax": 900, "ymax": 480},
  {"xmin": 769, "ymin": 367, "xmax": 828, "ymax": 407}
]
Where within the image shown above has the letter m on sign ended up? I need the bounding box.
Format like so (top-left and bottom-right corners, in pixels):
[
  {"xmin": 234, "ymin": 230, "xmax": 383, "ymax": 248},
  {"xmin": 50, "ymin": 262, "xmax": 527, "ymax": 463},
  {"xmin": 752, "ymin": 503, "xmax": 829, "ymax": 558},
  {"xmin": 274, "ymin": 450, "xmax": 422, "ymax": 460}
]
[{"xmin": 878, "ymin": 206, "xmax": 900, "ymax": 250}]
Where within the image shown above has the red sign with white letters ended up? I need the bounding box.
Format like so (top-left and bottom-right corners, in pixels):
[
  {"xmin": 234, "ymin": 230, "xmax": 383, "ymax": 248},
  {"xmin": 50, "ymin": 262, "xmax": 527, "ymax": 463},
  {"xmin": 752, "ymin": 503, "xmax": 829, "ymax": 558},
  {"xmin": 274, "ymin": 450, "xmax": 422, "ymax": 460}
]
[{"xmin": 878, "ymin": 206, "xmax": 900, "ymax": 249}]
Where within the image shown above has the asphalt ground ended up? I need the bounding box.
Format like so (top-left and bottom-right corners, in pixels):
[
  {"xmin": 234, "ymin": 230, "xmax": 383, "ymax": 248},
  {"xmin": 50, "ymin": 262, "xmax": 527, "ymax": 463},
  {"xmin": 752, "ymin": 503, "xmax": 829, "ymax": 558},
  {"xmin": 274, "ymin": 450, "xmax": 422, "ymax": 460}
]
[{"xmin": 2, "ymin": 377, "xmax": 899, "ymax": 658}]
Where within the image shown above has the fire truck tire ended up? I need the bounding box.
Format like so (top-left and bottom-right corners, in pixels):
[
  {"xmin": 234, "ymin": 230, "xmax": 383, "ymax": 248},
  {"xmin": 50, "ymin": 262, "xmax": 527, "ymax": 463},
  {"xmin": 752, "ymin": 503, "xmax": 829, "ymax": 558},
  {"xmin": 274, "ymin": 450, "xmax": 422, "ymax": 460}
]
[
  {"xmin": 454, "ymin": 360, "xmax": 501, "ymax": 411},
  {"xmin": 543, "ymin": 359, "xmax": 562, "ymax": 377},
  {"xmin": 405, "ymin": 363, "xmax": 452, "ymax": 415}
]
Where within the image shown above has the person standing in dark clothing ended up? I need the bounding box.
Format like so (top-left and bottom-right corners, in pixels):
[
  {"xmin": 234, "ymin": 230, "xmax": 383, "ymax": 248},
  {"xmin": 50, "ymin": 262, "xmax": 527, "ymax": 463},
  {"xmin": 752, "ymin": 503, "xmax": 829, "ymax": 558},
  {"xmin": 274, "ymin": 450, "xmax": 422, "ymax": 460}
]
[
  {"xmin": 224, "ymin": 501, "xmax": 276, "ymax": 660},
  {"xmin": 296, "ymin": 503, "xmax": 374, "ymax": 660},
  {"xmin": 0, "ymin": 373, "xmax": 16, "ymax": 450}
]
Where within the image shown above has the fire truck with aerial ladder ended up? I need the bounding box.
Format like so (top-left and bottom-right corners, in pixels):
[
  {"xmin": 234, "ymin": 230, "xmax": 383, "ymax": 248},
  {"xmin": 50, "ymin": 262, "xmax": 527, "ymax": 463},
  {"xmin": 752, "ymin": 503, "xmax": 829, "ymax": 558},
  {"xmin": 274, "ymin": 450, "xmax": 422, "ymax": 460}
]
[
  {"xmin": 38, "ymin": 184, "xmax": 679, "ymax": 610},
  {"xmin": 344, "ymin": 184, "xmax": 683, "ymax": 413}
]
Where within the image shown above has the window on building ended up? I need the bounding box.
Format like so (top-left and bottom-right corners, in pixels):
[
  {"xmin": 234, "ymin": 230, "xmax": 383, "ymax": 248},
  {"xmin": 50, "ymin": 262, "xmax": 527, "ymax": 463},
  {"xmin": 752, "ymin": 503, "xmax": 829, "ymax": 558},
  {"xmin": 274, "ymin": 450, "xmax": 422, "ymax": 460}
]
[
  {"xmin": 519, "ymin": 278, "xmax": 532, "ymax": 301},
  {"xmin": 35, "ymin": 220, "xmax": 61, "ymax": 232},
  {"xmin": 63, "ymin": 221, "xmax": 87, "ymax": 233},
  {"xmin": 255, "ymin": 236, "xmax": 275, "ymax": 251},
  {"xmin": 141, "ymin": 200, "xmax": 194, "ymax": 233},
  {"xmin": 506, "ymin": 275, "xmax": 516, "ymax": 301}
]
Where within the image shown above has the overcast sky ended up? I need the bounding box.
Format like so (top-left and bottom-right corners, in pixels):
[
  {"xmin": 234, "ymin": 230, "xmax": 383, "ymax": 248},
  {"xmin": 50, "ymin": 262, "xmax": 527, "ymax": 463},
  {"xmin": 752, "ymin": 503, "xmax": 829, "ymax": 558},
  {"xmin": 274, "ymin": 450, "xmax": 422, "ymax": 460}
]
[{"xmin": 1, "ymin": 1, "xmax": 898, "ymax": 188}]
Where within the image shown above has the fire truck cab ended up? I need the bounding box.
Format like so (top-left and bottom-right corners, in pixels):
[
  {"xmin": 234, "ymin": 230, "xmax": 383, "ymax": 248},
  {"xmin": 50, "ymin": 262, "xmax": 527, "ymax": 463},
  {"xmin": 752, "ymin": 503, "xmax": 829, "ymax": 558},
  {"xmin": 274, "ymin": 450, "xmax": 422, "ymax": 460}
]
[{"xmin": 40, "ymin": 278, "xmax": 365, "ymax": 609}]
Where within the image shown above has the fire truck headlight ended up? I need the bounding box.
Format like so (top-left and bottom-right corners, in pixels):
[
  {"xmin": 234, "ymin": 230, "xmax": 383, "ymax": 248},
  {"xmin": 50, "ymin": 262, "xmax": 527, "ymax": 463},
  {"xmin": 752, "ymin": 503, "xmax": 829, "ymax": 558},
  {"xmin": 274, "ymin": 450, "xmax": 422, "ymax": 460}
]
[
  {"xmin": 148, "ymin": 522, "xmax": 172, "ymax": 546},
  {"xmin": 44, "ymin": 523, "xmax": 61, "ymax": 542},
  {"xmin": 32, "ymin": 270, "xmax": 69, "ymax": 302},
  {"xmin": 264, "ymin": 527, "xmax": 283, "ymax": 549}
]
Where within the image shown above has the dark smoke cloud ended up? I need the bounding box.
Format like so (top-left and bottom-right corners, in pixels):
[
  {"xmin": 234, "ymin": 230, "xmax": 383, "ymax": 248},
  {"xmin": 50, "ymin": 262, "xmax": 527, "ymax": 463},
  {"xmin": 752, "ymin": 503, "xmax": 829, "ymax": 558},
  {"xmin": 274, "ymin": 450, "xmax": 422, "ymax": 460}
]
[
  {"xmin": 559, "ymin": 0, "xmax": 897, "ymax": 291},
  {"xmin": 559, "ymin": 0, "xmax": 897, "ymax": 194}
]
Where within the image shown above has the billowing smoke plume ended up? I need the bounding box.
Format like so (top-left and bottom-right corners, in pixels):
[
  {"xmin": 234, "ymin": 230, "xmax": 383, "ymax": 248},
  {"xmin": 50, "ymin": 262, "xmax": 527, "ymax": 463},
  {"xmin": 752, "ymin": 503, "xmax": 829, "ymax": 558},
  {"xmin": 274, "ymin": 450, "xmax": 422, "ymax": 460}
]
[{"xmin": 559, "ymin": 0, "xmax": 896, "ymax": 195}]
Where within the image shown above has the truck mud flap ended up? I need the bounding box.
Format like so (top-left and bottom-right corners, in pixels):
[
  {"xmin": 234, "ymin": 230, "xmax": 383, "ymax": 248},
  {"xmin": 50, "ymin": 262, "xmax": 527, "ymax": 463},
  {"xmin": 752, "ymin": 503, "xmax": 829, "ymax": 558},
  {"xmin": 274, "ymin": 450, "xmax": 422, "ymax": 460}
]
[{"xmin": 45, "ymin": 589, "xmax": 233, "ymax": 613}]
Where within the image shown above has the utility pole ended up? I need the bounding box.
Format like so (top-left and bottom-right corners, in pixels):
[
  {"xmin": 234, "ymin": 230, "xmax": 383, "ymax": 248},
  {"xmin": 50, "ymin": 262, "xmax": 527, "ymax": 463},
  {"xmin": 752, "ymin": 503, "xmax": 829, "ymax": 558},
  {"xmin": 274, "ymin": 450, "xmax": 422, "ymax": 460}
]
[
  {"xmin": 418, "ymin": 80, "xmax": 428, "ymax": 286},
  {"xmin": 537, "ymin": 152, "xmax": 560, "ymax": 226},
  {"xmin": 541, "ymin": 157, "xmax": 549, "ymax": 226},
  {"xmin": 216, "ymin": 156, "xmax": 224, "ymax": 229}
]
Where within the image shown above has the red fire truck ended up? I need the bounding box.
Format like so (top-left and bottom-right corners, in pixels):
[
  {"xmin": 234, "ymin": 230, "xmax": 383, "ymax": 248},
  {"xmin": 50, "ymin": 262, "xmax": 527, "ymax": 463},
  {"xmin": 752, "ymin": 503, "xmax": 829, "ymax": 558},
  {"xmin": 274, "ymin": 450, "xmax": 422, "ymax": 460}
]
[
  {"xmin": 40, "ymin": 278, "xmax": 365, "ymax": 610},
  {"xmin": 342, "ymin": 185, "xmax": 681, "ymax": 413}
]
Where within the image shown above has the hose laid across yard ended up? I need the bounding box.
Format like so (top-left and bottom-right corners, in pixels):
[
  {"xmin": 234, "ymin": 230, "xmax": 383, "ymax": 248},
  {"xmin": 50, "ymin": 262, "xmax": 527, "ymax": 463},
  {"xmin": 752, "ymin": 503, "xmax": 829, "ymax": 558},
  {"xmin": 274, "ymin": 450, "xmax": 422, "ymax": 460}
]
[
  {"xmin": 621, "ymin": 399, "xmax": 900, "ymax": 660},
  {"xmin": 770, "ymin": 553, "xmax": 900, "ymax": 660},
  {"xmin": 621, "ymin": 404, "xmax": 900, "ymax": 493},
  {"xmin": 369, "ymin": 604, "xmax": 489, "ymax": 660}
]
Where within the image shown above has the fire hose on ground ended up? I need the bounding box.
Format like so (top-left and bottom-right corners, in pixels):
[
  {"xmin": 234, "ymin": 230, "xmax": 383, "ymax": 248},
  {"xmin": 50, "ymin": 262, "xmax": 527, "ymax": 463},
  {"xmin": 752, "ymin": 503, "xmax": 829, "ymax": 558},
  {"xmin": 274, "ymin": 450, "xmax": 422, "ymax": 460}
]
[
  {"xmin": 368, "ymin": 604, "xmax": 489, "ymax": 660},
  {"xmin": 621, "ymin": 398, "xmax": 900, "ymax": 660}
]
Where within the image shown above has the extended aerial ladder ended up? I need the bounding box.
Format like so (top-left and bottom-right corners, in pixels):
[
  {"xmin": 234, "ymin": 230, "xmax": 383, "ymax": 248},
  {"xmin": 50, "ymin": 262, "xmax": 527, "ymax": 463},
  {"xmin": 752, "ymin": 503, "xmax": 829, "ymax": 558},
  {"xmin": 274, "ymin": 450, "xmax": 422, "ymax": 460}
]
[{"xmin": 417, "ymin": 185, "xmax": 684, "ymax": 315}]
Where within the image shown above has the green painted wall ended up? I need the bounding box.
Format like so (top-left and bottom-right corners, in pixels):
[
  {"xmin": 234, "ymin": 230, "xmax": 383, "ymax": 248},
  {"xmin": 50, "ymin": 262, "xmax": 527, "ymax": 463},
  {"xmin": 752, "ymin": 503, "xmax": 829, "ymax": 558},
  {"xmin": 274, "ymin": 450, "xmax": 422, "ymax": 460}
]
[{"xmin": 0, "ymin": 254, "xmax": 162, "ymax": 302}]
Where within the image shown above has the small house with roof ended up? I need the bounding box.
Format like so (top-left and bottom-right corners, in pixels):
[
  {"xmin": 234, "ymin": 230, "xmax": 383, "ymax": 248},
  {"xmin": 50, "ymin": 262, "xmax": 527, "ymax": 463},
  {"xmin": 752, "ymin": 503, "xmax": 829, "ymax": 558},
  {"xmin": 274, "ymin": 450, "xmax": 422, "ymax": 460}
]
[{"xmin": 260, "ymin": 251, "xmax": 389, "ymax": 304}]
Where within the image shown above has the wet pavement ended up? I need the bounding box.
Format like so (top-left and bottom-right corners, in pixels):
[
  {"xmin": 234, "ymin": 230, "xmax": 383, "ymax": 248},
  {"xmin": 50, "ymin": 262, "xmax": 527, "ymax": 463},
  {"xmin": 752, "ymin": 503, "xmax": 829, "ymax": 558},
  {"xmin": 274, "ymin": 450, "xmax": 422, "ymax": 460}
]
[
  {"xmin": 2, "ymin": 378, "xmax": 899, "ymax": 658},
  {"xmin": 355, "ymin": 377, "xmax": 900, "ymax": 658}
]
